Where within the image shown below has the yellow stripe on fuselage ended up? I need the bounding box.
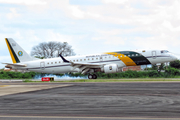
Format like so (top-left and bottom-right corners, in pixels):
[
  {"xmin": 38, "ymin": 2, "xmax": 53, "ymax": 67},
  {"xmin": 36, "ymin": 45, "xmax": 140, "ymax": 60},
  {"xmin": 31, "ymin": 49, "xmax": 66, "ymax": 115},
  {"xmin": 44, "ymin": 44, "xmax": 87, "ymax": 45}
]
[
  {"xmin": 106, "ymin": 52, "xmax": 137, "ymax": 66},
  {"xmin": 5, "ymin": 38, "xmax": 16, "ymax": 63}
]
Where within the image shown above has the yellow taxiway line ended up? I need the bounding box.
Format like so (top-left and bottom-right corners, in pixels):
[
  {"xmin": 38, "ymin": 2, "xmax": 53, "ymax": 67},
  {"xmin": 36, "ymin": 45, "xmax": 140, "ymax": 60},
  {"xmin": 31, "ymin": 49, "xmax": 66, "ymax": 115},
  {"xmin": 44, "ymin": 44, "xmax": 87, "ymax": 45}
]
[{"xmin": 0, "ymin": 85, "xmax": 9, "ymax": 87}]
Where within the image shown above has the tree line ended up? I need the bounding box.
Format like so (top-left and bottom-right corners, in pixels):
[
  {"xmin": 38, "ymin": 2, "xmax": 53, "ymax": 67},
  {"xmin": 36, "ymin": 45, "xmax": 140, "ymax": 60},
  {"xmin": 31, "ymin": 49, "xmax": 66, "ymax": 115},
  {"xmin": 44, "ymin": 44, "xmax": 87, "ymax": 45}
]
[{"xmin": 0, "ymin": 70, "xmax": 36, "ymax": 79}]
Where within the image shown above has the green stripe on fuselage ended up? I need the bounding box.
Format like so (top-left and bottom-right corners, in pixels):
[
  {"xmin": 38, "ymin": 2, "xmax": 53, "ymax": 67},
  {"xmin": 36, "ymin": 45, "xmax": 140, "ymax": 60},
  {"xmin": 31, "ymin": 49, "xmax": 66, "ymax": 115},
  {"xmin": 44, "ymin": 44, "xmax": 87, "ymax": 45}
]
[{"xmin": 115, "ymin": 51, "xmax": 151, "ymax": 65}]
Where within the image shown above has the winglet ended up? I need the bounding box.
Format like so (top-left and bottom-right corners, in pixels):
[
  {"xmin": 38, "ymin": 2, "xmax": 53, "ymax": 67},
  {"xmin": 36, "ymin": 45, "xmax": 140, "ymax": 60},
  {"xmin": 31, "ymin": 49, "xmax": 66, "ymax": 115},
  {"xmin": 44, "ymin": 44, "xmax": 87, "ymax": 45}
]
[{"xmin": 59, "ymin": 54, "xmax": 69, "ymax": 63}]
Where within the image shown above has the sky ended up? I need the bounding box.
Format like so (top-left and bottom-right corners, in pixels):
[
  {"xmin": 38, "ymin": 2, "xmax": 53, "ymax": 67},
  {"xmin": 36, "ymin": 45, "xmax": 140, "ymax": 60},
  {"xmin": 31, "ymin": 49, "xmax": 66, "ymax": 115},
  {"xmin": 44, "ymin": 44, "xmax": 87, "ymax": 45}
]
[{"xmin": 1, "ymin": 0, "xmax": 180, "ymax": 68}]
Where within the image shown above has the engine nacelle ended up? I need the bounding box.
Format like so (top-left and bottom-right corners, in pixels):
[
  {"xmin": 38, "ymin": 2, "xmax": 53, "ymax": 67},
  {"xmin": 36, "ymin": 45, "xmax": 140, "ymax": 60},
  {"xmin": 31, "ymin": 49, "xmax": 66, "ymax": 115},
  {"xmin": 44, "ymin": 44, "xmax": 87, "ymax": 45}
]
[{"xmin": 102, "ymin": 64, "xmax": 119, "ymax": 74}]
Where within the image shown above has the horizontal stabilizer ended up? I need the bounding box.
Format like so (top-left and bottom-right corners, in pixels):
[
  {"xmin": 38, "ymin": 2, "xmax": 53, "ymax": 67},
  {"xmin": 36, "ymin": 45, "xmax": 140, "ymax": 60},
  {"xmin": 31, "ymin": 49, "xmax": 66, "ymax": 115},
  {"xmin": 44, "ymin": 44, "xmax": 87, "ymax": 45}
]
[{"xmin": 2, "ymin": 63, "xmax": 27, "ymax": 67}]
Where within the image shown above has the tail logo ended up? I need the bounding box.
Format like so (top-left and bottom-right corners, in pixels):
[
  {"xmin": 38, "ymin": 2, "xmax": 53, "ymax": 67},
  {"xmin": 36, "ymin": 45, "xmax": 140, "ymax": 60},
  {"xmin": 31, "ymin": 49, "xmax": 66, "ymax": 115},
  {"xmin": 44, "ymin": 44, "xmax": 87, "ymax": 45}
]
[{"xmin": 18, "ymin": 51, "xmax": 23, "ymax": 56}]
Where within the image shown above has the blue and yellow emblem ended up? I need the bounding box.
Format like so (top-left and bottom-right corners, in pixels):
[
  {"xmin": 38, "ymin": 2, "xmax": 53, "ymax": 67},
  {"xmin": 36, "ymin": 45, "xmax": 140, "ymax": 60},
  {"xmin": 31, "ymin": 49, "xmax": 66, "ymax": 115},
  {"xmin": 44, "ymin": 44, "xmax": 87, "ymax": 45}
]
[
  {"xmin": 18, "ymin": 51, "xmax": 23, "ymax": 56},
  {"xmin": 109, "ymin": 66, "xmax": 112, "ymax": 70}
]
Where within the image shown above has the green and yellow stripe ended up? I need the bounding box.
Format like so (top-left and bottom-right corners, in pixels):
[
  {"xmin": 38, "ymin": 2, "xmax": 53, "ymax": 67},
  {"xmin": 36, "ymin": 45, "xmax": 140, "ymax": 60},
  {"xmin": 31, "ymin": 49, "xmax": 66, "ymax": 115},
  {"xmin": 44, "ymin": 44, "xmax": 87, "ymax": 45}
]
[
  {"xmin": 105, "ymin": 51, "xmax": 151, "ymax": 66},
  {"xmin": 106, "ymin": 52, "xmax": 137, "ymax": 66},
  {"xmin": 5, "ymin": 38, "xmax": 20, "ymax": 63}
]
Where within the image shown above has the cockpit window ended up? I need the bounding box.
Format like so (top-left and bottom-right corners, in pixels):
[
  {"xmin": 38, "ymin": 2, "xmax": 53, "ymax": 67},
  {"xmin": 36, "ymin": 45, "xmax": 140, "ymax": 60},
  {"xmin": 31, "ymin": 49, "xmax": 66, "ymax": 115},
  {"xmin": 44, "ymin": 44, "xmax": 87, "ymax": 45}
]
[{"xmin": 161, "ymin": 50, "xmax": 169, "ymax": 53}]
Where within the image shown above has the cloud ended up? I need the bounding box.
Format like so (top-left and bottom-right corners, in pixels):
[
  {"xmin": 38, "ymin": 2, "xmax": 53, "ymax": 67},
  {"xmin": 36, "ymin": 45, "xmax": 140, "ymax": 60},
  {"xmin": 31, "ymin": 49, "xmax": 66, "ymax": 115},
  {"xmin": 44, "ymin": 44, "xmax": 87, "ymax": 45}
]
[
  {"xmin": 93, "ymin": 36, "xmax": 126, "ymax": 46},
  {"xmin": 0, "ymin": 0, "xmax": 47, "ymax": 5},
  {"xmin": 6, "ymin": 8, "xmax": 20, "ymax": 19},
  {"xmin": 69, "ymin": 0, "xmax": 102, "ymax": 6},
  {"xmin": 0, "ymin": 56, "xmax": 11, "ymax": 68},
  {"xmin": 1, "ymin": 0, "xmax": 180, "ymax": 68},
  {"xmin": 69, "ymin": 6, "xmax": 85, "ymax": 19},
  {"xmin": 102, "ymin": 0, "xmax": 129, "ymax": 4}
]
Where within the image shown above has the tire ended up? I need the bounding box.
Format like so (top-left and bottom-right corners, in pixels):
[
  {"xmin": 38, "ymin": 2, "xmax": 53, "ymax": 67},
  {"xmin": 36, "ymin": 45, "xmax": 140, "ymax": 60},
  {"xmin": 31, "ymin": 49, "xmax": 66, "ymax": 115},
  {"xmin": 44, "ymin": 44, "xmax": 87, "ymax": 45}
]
[
  {"xmin": 92, "ymin": 74, "xmax": 97, "ymax": 79},
  {"xmin": 88, "ymin": 74, "xmax": 93, "ymax": 79}
]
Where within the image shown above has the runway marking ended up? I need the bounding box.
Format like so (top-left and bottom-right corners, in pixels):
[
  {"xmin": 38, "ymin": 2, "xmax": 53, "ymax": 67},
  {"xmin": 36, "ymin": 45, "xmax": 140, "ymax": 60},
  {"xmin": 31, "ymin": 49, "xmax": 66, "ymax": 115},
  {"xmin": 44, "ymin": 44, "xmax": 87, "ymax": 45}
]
[
  {"xmin": 0, "ymin": 115, "xmax": 179, "ymax": 119},
  {"xmin": 0, "ymin": 85, "xmax": 9, "ymax": 87}
]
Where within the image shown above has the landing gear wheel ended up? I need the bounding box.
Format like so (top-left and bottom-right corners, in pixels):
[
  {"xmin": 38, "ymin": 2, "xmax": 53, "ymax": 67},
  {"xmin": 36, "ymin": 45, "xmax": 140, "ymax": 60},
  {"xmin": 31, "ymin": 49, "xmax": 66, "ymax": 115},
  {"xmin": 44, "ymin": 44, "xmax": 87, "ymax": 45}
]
[
  {"xmin": 92, "ymin": 74, "xmax": 97, "ymax": 79},
  {"xmin": 88, "ymin": 74, "xmax": 93, "ymax": 79}
]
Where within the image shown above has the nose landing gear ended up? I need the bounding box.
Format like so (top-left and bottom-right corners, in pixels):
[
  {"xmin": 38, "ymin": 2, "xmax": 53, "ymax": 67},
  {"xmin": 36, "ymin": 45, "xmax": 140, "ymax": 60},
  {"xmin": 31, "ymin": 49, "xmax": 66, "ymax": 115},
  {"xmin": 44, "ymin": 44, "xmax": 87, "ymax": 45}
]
[{"xmin": 88, "ymin": 74, "xmax": 97, "ymax": 79}]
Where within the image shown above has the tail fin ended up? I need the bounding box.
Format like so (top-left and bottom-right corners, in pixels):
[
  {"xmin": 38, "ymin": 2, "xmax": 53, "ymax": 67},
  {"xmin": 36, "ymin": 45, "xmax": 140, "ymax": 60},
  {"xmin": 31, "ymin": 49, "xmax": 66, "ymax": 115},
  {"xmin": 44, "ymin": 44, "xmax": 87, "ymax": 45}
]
[{"xmin": 5, "ymin": 38, "xmax": 33, "ymax": 63}]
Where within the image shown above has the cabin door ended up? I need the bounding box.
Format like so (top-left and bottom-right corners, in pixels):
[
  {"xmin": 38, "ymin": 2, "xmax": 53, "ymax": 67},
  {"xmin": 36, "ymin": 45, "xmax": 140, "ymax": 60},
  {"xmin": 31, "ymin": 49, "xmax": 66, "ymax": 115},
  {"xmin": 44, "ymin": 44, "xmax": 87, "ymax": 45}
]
[
  {"xmin": 40, "ymin": 62, "xmax": 45, "ymax": 70},
  {"xmin": 152, "ymin": 51, "xmax": 157, "ymax": 59}
]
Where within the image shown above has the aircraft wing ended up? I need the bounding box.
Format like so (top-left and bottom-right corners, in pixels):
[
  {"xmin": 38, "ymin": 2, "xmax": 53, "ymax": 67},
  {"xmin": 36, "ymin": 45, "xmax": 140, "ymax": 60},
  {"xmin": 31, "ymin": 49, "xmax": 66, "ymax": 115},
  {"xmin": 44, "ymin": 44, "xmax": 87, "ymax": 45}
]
[
  {"xmin": 59, "ymin": 54, "xmax": 104, "ymax": 74},
  {"xmin": 2, "ymin": 63, "xmax": 27, "ymax": 67},
  {"xmin": 70, "ymin": 62, "xmax": 104, "ymax": 74},
  {"xmin": 71, "ymin": 62, "xmax": 103, "ymax": 67}
]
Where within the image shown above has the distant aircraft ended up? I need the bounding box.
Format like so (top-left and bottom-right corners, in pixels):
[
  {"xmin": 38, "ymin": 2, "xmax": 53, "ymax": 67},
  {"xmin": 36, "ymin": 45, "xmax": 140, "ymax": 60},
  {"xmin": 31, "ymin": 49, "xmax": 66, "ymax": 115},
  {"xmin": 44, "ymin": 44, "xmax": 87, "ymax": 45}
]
[{"xmin": 3, "ymin": 38, "xmax": 178, "ymax": 79}]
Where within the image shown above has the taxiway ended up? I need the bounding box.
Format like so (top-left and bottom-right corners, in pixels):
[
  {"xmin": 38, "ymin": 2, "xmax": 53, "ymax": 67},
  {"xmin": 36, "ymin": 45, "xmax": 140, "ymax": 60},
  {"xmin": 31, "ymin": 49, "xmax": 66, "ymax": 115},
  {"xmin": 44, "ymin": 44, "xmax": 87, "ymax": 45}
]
[{"xmin": 0, "ymin": 81, "xmax": 180, "ymax": 120}]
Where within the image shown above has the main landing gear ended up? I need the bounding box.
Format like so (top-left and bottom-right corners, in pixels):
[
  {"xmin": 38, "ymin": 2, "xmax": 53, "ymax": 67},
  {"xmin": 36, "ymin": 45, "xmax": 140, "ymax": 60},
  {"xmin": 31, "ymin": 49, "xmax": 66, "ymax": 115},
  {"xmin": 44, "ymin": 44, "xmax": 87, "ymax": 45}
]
[{"xmin": 88, "ymin": 74, "xmax": 97, "ymax": 79}]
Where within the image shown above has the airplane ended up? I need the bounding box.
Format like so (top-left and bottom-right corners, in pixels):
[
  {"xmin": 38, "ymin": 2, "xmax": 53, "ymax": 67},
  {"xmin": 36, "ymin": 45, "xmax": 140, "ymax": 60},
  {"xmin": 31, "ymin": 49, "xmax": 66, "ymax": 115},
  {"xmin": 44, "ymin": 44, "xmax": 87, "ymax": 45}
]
[{"xmin": 3, "ymin": 38, "xmax": 178, "ymax": 79}]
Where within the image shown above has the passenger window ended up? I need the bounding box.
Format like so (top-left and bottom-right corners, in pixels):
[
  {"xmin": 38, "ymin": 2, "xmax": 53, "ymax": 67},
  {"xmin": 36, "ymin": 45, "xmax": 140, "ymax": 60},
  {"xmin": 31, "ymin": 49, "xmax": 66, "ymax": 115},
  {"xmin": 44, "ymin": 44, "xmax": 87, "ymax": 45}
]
[
  {"xmin": 136, "ymin": 54, "xmax": 138, "ymax": 56},
  {"xmin": 77, "ymin": 60, "xmax": 78, "ymax": 62},
  {"xmin": 92, "ymin": 58, "xmax": 94, "ymax": 60},
  {"xmin": 84, "ymin": 59, "xmax": 86, "ymax": 61},
  {"xmin": 128, "ymin": 55, "xmax": 130, "ymax": 57},
  {"xmin": 51, "ymin": 62, "xmax": 53, "ymax": 64},
  {"xmin": 132, "ymin": 54, "xmax": 134, "ymax": 56},
  {"xmin": 88, "ymin": 59, "xmax": 90, "ymax": 60},
  {"xmin": 59, "ymin": 61, "xmax": 61, "ymax": 63},
  {"xmin": 47, "ymin": 62, "xmax": 49, "ymax": 64},
  {"xmin": 73, "ymin": 60, "xmax": 75, "ymax": 62},
  {"xmin": 80, "ymin": 59, "xmax": 82, "ymax": 61},
  {"xmin": 55, "ymin": 62, "xmax": 57, "ymax": 64},
  {"xmin": 96, "ymin": 58, "xmax": 98, "ymax": 60}
]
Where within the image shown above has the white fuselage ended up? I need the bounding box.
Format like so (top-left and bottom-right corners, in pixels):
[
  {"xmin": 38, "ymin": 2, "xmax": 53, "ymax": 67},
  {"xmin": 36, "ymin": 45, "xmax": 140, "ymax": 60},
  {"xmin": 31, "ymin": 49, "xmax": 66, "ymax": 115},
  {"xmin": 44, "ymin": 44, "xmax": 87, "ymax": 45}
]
[{"xmin": 12, "ymin": 50, "xmax": 177, "ymax": 74}]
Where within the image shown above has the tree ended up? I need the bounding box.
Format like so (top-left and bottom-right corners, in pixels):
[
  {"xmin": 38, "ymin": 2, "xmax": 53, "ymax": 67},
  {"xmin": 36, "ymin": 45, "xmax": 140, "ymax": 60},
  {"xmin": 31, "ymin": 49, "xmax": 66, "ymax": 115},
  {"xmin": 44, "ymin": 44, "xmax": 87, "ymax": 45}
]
[
  {"xmin": 151, "ymin": 64, "xmax": 158, "ymax": 70},
  {"xmin": 31, "ymin": 41, "xmax": 75, "ymax": 58},
  {"xmin": 159, "ymin": 63, "xmax": 165, "ymax": 70},
  {"xmin": 170, "ymin": 60, "xmax": 180, "ymax": 69}
]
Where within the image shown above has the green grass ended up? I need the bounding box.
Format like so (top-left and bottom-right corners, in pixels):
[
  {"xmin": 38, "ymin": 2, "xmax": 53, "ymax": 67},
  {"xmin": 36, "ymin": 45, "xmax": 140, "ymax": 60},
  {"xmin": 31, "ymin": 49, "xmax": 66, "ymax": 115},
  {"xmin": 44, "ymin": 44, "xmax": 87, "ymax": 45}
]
[{"xmin": 23, "ymin": 79, "xmax": 33, "ymax": 82}]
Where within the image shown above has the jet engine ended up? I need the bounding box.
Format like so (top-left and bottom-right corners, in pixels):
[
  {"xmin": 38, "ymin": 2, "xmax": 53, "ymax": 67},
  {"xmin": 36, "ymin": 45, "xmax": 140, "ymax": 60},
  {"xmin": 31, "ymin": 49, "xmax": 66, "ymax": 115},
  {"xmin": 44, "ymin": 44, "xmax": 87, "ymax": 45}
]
[{"xmin": 101, "ymin": 64, "xmax": 119, "ymax": 74}]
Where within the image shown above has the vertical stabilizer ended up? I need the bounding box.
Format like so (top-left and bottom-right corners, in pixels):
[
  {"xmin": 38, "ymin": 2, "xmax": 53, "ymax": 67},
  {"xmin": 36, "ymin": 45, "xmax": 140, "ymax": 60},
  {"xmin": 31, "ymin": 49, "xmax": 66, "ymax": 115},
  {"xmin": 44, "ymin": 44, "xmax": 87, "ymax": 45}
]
[{"xmin": 5, "ymin": 38, "xmax": 33, "ymax": 63}]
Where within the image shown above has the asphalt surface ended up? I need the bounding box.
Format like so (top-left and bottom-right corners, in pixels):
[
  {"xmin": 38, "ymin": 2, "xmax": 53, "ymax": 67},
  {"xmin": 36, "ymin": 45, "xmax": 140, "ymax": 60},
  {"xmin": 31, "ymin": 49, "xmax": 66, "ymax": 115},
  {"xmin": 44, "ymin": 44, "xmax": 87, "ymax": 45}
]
[{"xmin": 0, "ymin": 82, "xmax": 180, "ymax": 120}]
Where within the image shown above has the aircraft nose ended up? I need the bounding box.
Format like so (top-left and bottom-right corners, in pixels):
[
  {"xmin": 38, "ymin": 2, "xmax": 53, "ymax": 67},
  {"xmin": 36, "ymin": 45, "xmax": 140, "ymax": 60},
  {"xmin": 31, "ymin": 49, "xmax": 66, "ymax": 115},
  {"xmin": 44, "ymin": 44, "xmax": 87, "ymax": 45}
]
[{"xmin": 171, "ymin": 54, "xmax": 178, "ymax": 61}]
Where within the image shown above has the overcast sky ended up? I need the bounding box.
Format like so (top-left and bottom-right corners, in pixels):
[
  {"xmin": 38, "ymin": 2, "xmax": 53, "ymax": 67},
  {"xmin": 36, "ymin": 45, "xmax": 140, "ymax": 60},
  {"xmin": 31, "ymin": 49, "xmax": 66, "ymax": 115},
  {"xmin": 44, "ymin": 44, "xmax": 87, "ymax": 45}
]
[{"xmin": 1, "ymin": 0, "xmax": 180, "ymax": 68}]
